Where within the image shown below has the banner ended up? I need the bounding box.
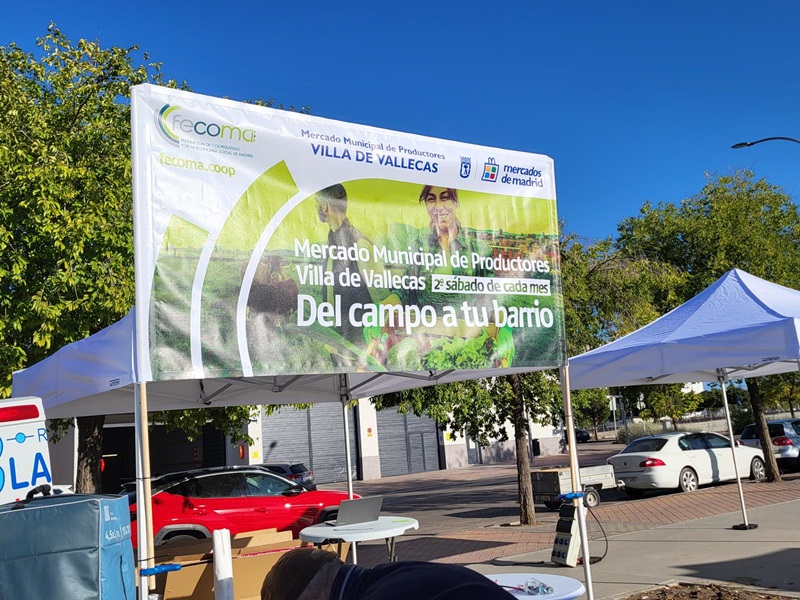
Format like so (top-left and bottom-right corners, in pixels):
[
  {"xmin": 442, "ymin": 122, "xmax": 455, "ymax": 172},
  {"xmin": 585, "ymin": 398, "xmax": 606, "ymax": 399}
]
[{"xmin": 131, "ymin": 84, "xmax": 566, "ymax": 382}]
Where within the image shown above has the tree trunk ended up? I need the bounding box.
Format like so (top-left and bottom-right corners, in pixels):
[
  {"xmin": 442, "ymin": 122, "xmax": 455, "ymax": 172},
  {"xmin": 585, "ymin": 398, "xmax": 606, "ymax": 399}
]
[
  {"xmin": 789, "ymin": 397, "xmax": 796, "ymax": 419},
  {"xmin": 511, "ymin": 375, "xmax": 536, "ymax": 525},
  {"xmin": 745, "ymin": 379, "xmax": 781, "ymax": 482},
  {"xmin": 75, "ymin": 415, "xmax": 105, "ymax": 493}
]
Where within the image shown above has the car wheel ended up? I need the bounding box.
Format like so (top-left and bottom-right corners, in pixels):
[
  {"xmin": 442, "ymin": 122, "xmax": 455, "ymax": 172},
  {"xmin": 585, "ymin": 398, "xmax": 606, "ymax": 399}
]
[
  {"xmin": 317, "ymin": 509, "xmax": 338, "ymax": 524},
  {"xmin": 678, "ymin": 468, "xmax": 698, "ymax": 493},
  {"xmin": 583, "ymin": 488, "xmax": 601, "ymax": 508},
  {"xmin": 543, "ymin": 500, "xmax": 562, "ymax": 511},
  {"xmin": 624, "ymin": 488, "xmax": 644, "ymax": 499},
  {"xmin": 162, "ymin": 532, "xmax": 205, "ymax": 545},
  {"xmin": 749, "ymin": 457, "xmax": 766, "ymax": 481}
]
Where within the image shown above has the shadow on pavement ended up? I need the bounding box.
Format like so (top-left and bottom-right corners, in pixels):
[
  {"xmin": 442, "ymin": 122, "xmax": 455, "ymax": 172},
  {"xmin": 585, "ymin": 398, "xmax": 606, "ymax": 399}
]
[
  {"xmin": 354, "ymin": 536, "xmax": 520, "ymax": 567},
  {"xmin": 678, "ymin": 548, "xmax": 800, "ymax": 594},
  {"xmin": 445, "ymin": 506, "xmax": 521, "ymax": 520}
]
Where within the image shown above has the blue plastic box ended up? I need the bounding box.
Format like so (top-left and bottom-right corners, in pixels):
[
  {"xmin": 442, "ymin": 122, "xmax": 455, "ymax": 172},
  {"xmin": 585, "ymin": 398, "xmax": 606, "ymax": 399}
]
[{"xmin": 0, "ymin": 494, "xmax": 135, "ymax": 599}]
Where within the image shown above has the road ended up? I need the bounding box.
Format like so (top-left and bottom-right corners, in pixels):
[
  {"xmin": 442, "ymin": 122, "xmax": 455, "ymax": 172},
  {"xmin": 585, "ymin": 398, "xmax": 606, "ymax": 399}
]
[
  {"xmin": 324, "ymin": 438, "xmax": 800, "ymax": 569},
  {"xmin": 333, "ymin": 440, "xmax": 624, "ymax": 536}
]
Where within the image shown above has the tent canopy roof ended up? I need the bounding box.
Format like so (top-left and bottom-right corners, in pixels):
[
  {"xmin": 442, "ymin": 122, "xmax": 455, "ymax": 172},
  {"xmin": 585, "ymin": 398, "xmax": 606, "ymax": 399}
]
[
  {"xmin": 13, "ymin": 309, "xmax": 545, "ymax": 418},
  {"xmin": 568, "ymin": 269, "xmax": 800, "ymax": 390}
]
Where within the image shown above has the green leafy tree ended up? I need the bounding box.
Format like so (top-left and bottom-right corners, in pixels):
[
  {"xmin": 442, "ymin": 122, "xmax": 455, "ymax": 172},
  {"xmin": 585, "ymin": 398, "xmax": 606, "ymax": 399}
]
[
  {"xmin": 374, "ymin": 371, "xmax": 562, "ymax": 525},
  {"xmin": 699, "ymin": 382, "xmax": 750, "ymax": 412},
  {"xmin": 0, "ymin": 27, "xmax": 302, "ymax": 493},
  {"xmin": 572, "ymin": 387, "xmax": 611, "ymax": 440},
  {"xmin": 0, "ymin": 26, "xmax": 165, "ymax": 492},
  {"xmin": 153, "ymin": 407, "xmax": 260, "ymax": 445},
  {"xmin": 616, "ymin": 169, "xmax": 800, "ymax": 481},
  {"xmin": 639, "ymin": 384, "xmax": 701, "ymax": 431},
  {"xmin": 756, "ymin": 373, "xmax": 799, "ymax": 418},
  {"xmin": 559, "ymin": 231, "xmax": 684, "ymax": 353}
]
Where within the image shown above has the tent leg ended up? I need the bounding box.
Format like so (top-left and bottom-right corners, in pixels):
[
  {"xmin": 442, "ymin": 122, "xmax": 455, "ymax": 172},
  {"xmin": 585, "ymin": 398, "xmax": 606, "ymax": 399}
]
[
  {"xmin": 718, "ymin": 373, "xmax": 757, "ymax": 530},
  {"xmin": 560, "ymin": 365, "xmax": 595, "ymax": 600},
  {"xmin": 340, "ymin": 375, "xmax": 357, "ymax": 563},
  {"xmin": 341, "ymin": 399, "xmax": 354, "ymax": 499},
  {"xmin": 135, "ymin": 382, "xmax": 157, "ymax": 598}
]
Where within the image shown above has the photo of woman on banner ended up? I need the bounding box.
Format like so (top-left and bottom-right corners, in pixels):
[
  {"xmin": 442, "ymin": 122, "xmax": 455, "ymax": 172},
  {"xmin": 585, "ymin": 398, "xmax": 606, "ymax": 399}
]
[{"xmin": 363, "ymin": 185, "xmax": 514, "ymax": 371}]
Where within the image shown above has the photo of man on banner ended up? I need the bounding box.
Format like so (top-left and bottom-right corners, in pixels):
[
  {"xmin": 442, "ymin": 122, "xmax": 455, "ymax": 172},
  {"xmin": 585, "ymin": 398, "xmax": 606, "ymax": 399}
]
[{"xmin": 315, "ymin": 183, "xmax": 376, "ymax": 346}]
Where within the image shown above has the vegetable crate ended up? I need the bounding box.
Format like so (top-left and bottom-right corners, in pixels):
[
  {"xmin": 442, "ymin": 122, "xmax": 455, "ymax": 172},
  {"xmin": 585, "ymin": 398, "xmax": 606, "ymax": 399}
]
[{"xmin": 532, "ymin": 464, "xmax": 617, "ymax": 510}]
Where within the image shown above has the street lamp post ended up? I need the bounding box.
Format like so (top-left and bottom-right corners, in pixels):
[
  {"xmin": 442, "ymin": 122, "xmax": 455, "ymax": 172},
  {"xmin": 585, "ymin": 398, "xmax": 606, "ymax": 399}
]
[{"xmin": 731, "ymin": 136, "xmax": 800, "ymax": 149}]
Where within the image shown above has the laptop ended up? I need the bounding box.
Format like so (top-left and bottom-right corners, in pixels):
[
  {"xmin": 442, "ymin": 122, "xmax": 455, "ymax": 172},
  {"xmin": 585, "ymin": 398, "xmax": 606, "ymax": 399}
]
[{"xmin": 325, "ymin": 495, "xmax": 383, "ymax": 526}]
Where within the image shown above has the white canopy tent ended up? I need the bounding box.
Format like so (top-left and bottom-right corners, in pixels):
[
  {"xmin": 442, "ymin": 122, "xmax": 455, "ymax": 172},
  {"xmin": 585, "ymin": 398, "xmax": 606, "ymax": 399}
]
[
  {"xmin": 569, "ymin": 268, "xmax": 800, "ymax": 528},
  {"xmin": 12, "ymin": 310, "xmax": 595, "ymax": 593},
  {"xmin": 13, "ymin": 307, "xmax": 554, "ymax": 418},
  {"xmin": 12, "ymin": 83, "xmax": 601, "ymax": 599}
]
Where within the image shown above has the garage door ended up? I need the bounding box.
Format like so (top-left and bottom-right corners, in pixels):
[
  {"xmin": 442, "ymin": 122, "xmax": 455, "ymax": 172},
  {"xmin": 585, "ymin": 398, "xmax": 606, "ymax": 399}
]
[
  {"xmin": 377, "ymin": 407, "xmax": 441, "ymax": 477},
  {"xmin": 261, "ymin": 403, "xmax": 358, "ymax": 485}
]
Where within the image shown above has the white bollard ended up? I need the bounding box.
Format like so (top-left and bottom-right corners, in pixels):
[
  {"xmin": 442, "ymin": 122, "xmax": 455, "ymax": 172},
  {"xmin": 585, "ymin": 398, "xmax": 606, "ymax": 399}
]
[{"xmin": 213, "ymin": 529, "xmax": 234, "ymax": 600}]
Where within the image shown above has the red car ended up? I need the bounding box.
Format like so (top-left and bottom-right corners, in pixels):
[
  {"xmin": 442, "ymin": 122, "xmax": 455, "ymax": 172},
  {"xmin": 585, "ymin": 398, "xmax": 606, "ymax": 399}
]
[{"xmin": 126, "ymin": 466, "xmax": 355, "ymax": 547}]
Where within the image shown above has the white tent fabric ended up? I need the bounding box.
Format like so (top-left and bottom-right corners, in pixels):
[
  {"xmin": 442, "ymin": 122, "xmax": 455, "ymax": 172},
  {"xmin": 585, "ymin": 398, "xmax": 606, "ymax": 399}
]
[
  {"xmin": 13, "ymin": 313, "xmax": 594, "ymax": 598},
  {"xmin": 13, "ymin": 307, "xmax": 546, "ymax": 416},
  {"xmin": 569, "ymin": 269, "xmax": 800, "ymax": 390}
]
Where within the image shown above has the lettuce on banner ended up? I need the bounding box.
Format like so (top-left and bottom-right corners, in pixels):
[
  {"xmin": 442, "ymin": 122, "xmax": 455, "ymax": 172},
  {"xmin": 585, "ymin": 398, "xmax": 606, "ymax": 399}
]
[{"xmin": 131, "ymin": 84, "xmax": 566, "ymax": 381}]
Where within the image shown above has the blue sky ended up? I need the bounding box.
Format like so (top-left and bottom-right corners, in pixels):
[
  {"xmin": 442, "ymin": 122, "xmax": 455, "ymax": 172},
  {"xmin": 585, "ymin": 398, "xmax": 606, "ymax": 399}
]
[{"xmin": 3, "ymin": 1, "xmax": 799, "ymax": 241}]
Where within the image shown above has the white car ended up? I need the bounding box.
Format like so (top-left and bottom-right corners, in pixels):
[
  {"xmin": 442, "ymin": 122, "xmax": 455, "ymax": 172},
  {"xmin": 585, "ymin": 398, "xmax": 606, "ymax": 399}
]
[{"xmin": 608, "ymin": 431, "xmax": 766, "ymax": 498}]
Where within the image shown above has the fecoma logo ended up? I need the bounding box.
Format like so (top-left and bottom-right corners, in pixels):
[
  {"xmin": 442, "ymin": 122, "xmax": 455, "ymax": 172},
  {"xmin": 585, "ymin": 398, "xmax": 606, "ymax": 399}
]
[
  {"xmin": 155, "ymin": 104, "xmax": 257, "ymax": 146},
  {"xmin": 156, "ymin": 105, "xmax": 181, "ymax": 146}
]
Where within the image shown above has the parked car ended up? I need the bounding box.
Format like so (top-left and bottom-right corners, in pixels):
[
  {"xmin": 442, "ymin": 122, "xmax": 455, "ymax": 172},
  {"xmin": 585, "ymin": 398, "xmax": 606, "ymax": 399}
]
[
  {"xmin": 126, "ymin": 466, "xmax": 354, "ymax": 548},
  {"xmin": 607, "ymin": 431, "xmax": 766, "ymax": 498},
  {"xmin": 739, "ymin": 419, "xmax": 800, "ymax": 471},
  {"xmin": 564, "ymin": 427, "xmax": 591, "ymax": 443},
  {"xmin": 574, "ymin": 428, "xmax": 591, "ymax": 443},
  {"xmin": 256, "ymin": 463, "xmax": 316, "ymax": 490}
]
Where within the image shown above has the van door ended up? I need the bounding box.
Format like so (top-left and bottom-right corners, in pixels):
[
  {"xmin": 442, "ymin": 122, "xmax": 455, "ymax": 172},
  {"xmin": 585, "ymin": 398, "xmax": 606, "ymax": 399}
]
[{"xmin": 0, "ymin": 397, "xmax": 53, "ymax": 505}]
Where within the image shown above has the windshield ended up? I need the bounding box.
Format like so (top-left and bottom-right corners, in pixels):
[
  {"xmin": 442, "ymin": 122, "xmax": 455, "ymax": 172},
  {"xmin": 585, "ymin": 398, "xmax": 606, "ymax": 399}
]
[{"xmin": 620, "ymin": 438, "xmax": 667, "ymax": 454}]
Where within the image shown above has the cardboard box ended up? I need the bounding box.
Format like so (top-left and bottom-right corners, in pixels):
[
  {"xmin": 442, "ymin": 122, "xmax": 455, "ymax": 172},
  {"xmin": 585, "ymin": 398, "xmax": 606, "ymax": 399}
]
[
  {"xmin": 160, "ymin": 542, "xmax": 304, "ymax": 600},
  {"xmin": 151, "ymin": 531, "xmax": 349, "ymax": 600},
  {"xmin": 153, "ymin": 528, "xmax": 294, "ymax": 562}
]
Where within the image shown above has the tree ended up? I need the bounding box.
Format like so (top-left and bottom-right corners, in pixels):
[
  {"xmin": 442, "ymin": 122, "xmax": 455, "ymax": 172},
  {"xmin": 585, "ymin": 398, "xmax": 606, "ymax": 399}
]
[
  {"xmin": 0, "ymin": 26, "xmax": 165, "ymax": 491},
  {"xmin": 755, "ymin": 373, "xmax": 799, "ymax": 418},
  {"xmin": 0, "ymin": 27, "xmax": 300, "ymax": 492},
  {"xmin": 639, "ymin": 384, "xmax": 701, "ymax": 431},
  {"xmin": 572, "ymin": 388, "xmax": 611, "ymax": 440},
  {"xmin": 373, "ymin": 371, "xmax": 562, "ymax": 525},
  {"xmin": 616, "ymin": 169, "xmax": 800, "ymax": 481},
  {"xmin": 699, "ymin": 381, "xmax": 750, "ymax": 412},
  {"xmin": 559, "ymin": 231, "xmax": 685, "ymax": 354}
]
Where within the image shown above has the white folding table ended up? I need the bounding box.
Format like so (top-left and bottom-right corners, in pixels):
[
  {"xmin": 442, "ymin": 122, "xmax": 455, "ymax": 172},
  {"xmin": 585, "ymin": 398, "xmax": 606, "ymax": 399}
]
[{"xmin": 300, "ymin": 516, "xmax": 419, "ymax": 564}]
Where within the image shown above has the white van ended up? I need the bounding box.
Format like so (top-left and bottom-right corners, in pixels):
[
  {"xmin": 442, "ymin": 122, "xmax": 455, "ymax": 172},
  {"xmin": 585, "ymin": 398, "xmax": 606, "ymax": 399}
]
[{"xmin": 0, "ymin": 396, "xmax": 53, "ymax": 505}]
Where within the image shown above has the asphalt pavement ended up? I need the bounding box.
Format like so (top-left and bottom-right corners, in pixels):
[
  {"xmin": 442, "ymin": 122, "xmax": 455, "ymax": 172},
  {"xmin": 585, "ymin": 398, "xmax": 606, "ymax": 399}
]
[{"xmin": 341, "ymin": 440, "xmax": 800, "ymax": 598}]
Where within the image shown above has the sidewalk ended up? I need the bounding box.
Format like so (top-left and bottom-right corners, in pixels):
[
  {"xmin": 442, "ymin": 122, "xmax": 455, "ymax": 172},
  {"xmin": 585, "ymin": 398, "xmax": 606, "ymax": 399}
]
[
  {"xmin": 472, "ymin": 499, "xmax": 800, "ymax": 598},
  {"xmin": 350, "ymin": 464, "xmax": 800, "ymax": 598}
]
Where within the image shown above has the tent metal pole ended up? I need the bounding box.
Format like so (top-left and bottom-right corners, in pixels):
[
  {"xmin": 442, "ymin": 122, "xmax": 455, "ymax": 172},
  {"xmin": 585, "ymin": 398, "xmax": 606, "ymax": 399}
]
[
  {"xmin": 717, "ymin": 372, "xmax": 757, "ymax": 530},
  {"xmin": 339, "ymin": 374, "xmax": 357, "ymax": 563},
  {"xmin": 339, "ymin": 373, "xmax": 355, "ymax": 500},
  {"xmin": 134, "ymin": 382, "xmax": 156, "ymax": 598},
  {"xmin": 134, "ymin": 384, "xmax": 147, "ymax": 600},
  {"xmin": 560, "ymin": 365, "xmax": 595, "ymax": 600}
]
